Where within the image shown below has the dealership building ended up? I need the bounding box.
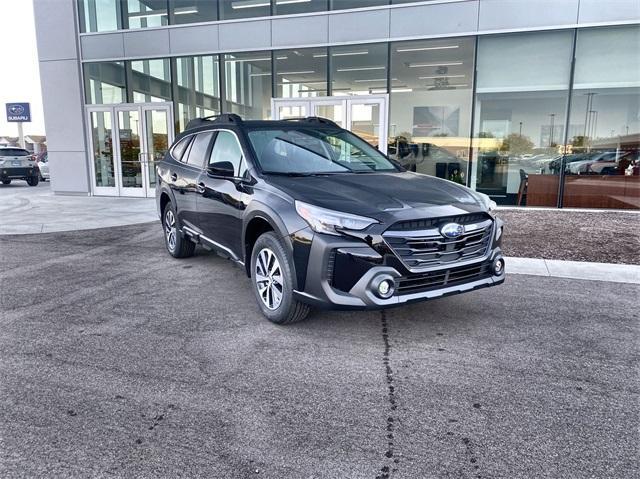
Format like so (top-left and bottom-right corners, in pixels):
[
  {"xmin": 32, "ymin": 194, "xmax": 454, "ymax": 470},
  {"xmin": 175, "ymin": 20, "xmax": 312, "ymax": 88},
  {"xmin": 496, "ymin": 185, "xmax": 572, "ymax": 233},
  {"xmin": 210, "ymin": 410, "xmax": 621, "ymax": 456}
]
[{"xmin": 33, "ymin": 0, "xmax": 639, "ymax": 208}]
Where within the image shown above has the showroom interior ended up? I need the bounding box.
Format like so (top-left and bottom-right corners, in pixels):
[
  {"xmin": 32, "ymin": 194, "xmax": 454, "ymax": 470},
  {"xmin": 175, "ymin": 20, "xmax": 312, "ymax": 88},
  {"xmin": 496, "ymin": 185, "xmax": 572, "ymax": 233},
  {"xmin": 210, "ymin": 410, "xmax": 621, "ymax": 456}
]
[{"xmin": 34, "ymin": 0, "xmax": 639, "ymax": 209}]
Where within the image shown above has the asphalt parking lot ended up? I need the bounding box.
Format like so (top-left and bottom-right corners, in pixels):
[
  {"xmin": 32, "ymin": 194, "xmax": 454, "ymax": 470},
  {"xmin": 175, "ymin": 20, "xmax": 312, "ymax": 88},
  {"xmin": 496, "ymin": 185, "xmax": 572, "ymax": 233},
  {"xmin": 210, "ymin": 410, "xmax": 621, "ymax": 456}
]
[{"xmin": 0, "ymin": 223, "xmax": 638, "ymax": 478}]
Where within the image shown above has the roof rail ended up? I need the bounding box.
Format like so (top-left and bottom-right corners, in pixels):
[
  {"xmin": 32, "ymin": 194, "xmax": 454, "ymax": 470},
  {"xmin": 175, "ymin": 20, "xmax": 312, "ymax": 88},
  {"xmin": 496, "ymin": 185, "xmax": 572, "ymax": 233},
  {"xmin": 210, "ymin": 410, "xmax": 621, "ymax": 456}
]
[
  {"xmin": 282, "ymin": 116, "xmax": 340, "ymax": 128},
  {"xmin": 185, "ymin": 113, "xmax": 243, "ymax": 131}
]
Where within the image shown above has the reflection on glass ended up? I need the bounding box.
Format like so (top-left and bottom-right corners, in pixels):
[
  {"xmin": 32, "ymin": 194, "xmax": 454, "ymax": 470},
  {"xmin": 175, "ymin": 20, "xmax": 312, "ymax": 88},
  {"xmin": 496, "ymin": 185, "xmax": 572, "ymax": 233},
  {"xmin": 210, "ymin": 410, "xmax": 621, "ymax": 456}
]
[
  {"xmin": 118, "ymin": 110, "xmax": 142, "ymax": 188},
  {"xmin": 224, "ymin": 52, "xmax": 272, "ymax": 119},
  {"xmin": 389, "ymin": 37, "xmax": 474, "ymax": 184},
  {"xmin": 84, "ymin": 62, "xmax": 126, "ymax": 104},
  {"xmin": 176, "ymin": 55, "xmax": 220, "ymax": 131},
  {"xmin": 131, "ymin": 59, "xmax": 172, "ymax": 103},
  {"xmin": 145, "ymin": 109, "xmax": 170, "ymax": 190},
  {"xmin": 78, "ymin": 0, "xmax": 121, "ymax": 32},
  {"xmin": 220, "ymin": 0, "xmax": 270, "ymax": 20},
  {"xmin": 331, "ymin": 43, "xmax": 388, "ymax": 96},
  {"xmin": 90, "ymin": 111, "xmax": 115, "ymax": 187},
  {"xmin": 472, "ymin": 31, "xmax": 573, "ymax": 206},
  {"xmin": 170, "ymin": 0, "xmax": 218, "ymax": 24},
  {"xmin": 563, "ymin": 26, "xmax": 640, "ymax": 210},
  {"xmin": 275, "ymin": 48, "xmax": 328, "ymax": 98},
  {"xmin": 125, "ymin": 0, "xmax": 168, "ymax": 29}
]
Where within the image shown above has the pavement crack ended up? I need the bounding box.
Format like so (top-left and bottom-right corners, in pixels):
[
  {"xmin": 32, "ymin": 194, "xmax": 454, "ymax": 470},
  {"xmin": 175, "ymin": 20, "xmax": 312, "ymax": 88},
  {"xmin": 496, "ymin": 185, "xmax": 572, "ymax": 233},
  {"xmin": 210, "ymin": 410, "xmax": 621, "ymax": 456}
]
[{"xmin": 376, "ymin": 310, "xmax": 400, "ymax": 479}]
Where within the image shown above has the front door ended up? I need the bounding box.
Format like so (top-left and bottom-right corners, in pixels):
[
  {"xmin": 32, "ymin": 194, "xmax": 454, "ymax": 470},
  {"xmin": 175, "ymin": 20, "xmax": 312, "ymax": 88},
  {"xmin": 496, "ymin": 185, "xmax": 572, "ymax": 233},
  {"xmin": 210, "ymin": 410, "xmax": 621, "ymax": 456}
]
[
  {"xmin": 272, "ymin": 95, "xmax": 388, "ymax": 154},
  {"xmin": 86, "ymin": 103, "xmax": 173, "ymax": 197}
]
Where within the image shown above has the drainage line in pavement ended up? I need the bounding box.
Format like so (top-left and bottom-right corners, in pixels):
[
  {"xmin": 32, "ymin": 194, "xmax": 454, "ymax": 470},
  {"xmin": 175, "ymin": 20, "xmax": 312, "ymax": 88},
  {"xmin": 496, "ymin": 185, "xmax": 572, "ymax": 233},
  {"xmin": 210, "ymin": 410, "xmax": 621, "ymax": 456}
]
[{"xmin": 376, "ymin": 310, "xmax": 399, "ymax": 479}]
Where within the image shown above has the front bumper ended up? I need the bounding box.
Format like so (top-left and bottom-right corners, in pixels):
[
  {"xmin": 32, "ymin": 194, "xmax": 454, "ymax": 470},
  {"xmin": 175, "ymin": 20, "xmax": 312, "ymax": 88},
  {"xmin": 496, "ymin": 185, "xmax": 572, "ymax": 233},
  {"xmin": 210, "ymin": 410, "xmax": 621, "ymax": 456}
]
[{"xmin": 293, "ymin": 220, "xmax": 505, "ymax": 310}]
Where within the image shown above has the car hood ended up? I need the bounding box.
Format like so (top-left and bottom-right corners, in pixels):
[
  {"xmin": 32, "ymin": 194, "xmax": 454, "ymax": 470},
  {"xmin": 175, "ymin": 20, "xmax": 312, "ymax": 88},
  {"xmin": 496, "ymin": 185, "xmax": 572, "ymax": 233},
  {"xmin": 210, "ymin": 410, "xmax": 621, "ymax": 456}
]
[{"xmin": 265, "ymin": 171, "xmax": 487, "ymax": 220}]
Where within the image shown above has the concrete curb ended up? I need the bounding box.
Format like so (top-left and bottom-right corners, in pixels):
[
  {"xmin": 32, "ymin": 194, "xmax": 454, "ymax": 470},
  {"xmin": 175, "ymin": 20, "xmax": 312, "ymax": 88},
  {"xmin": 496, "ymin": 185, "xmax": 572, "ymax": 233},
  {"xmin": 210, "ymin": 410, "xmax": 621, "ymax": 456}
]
[{"xmin": 505, "ymin": 256, "xmax": 640, "ymax": 284}]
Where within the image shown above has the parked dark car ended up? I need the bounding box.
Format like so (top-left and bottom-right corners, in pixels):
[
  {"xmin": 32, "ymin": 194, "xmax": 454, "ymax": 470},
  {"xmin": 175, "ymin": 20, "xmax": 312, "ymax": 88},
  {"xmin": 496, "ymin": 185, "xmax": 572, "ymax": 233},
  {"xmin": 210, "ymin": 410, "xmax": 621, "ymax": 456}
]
[
  {"xmin": 156, "ymin": 115, "xmax": 505, "ymax": 324},
  {"xmin": 0, "ymin": 147, "xmax": 39, "ymax": 186}
]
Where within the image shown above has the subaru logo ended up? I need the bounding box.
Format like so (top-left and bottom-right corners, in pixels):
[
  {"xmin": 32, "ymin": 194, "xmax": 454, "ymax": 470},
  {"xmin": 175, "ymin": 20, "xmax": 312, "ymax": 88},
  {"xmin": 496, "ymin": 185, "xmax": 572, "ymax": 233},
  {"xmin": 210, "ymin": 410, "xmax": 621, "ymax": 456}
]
[
  {"xmin": 9, "ymin": 105, "xmax": 24, "ymax": 115},
  {"xmin": 441, "ymin": 222, "xmax": 465, "ymax": 238}
]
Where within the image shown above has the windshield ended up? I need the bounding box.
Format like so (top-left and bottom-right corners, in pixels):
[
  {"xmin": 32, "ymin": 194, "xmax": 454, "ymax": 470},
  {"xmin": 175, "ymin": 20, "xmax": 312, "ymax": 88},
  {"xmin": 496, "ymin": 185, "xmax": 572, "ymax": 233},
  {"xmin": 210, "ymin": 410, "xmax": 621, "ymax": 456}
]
[
  {"xmin": 247, "ymin": 127, "xmax": 399, "ymax": 175},
  {"xmin": 0, "ymin": 148, "xmax": 30, "ymax": 157}
]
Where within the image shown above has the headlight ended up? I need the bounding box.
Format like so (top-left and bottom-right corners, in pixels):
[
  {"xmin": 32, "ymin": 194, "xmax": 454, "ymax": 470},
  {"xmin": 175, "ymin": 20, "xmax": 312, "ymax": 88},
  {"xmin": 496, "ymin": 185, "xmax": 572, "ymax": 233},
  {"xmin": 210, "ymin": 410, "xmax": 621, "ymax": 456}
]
[
  {"xmin": 295, "ymin": 200, "xmax": 378, "ymax": 236},
  {"xmin": 477, "ymin": 192, "xmax": 497, "ymax": 215}
]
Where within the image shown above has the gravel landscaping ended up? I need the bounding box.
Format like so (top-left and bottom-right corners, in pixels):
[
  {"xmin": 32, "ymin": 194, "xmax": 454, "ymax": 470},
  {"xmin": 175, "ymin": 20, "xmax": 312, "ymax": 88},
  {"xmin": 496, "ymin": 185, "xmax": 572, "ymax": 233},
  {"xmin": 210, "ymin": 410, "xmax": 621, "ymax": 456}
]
[{"xmin": 499, "ymin": 208, "xmax": 640, "ymax": 265}]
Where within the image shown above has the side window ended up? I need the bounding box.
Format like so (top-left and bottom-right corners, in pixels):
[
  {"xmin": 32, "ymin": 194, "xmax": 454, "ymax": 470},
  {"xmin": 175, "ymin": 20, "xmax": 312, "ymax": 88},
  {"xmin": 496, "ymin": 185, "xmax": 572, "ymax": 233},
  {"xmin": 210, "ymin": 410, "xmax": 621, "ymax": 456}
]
[
  {"xmin": 171, "ymin": 136, "xmax": 192, "ymax": 162},
  {"xmin": 185, "ymin": 131, "xmax": 213, "ymax": 169},
  {"xmin": 208, "ymin": 131, "xmax": 244, "ymax": 176}
]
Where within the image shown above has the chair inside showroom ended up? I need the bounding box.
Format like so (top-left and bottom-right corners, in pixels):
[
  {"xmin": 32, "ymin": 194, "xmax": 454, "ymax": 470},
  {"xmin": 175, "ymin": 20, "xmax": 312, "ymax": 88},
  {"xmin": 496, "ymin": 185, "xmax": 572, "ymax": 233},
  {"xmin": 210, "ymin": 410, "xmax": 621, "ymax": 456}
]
[{"xmin": 517, "ymin": 168, "xmax": 528, "ymax": 206}]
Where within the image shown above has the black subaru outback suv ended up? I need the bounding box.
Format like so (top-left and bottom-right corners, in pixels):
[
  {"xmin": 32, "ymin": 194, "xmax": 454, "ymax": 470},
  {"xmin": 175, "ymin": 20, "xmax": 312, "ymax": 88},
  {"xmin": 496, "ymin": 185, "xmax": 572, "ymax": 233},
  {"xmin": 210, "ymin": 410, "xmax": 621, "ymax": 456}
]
[{"xmin": 156, "ymin": 114, "xmax": 505, "ymax": 324}]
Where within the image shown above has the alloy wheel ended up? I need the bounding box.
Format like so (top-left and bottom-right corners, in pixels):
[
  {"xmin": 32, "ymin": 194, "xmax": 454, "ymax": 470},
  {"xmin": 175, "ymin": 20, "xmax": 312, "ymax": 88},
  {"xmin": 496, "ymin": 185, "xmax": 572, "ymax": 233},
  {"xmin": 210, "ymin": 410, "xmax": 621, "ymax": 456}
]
[
  {"xmin": 255, "ymin": 247, "xmax": 284, "ymax": 310},
  {"xmin": 164, "ymin": 209, "xmax": 177, "ymax": 252}
]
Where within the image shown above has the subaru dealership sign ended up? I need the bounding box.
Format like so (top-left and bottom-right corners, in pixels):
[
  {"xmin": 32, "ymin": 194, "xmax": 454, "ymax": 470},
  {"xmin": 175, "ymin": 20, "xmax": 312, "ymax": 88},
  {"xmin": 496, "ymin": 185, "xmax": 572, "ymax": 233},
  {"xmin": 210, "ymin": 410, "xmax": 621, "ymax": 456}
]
[{"xmin": 6, "ymin": 103, "xmax": 31, "ymax": 122}]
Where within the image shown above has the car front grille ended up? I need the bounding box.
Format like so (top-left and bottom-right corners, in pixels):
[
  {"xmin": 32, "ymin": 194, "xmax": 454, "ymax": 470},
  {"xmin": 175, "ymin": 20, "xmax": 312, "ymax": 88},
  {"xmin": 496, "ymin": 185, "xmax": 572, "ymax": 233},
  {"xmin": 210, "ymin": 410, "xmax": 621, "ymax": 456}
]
[
  {"xmin": 396, "ymin": 263, "xmax": 492, "ymax": 295},
  {"xmin": 383, "ymin": 214, "xmax": 493, "ymax": 270}
]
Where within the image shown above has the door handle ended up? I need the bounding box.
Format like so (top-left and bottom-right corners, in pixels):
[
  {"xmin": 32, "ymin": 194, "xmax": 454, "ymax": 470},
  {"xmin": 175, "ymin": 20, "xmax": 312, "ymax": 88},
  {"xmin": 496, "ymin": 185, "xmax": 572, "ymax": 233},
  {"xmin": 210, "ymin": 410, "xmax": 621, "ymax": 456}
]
[
  {"xmin": 197, "ymin": 182, "xmax": 206, "ymax": 194},
  {"xmin": 170, "ymin": 172, "xmax": 178, "ymax": 182}
]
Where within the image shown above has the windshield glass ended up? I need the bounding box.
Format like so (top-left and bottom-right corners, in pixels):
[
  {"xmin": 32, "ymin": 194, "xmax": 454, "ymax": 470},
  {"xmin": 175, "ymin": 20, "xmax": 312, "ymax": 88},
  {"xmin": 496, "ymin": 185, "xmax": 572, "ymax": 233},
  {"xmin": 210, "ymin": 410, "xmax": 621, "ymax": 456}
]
[
  {"xmin": 247, "ymin": 127, "xmax": 399, "ymax": 174},
  {"xmin": 0, "ymin": 148, "xmax": 30, "ymax": 157}
]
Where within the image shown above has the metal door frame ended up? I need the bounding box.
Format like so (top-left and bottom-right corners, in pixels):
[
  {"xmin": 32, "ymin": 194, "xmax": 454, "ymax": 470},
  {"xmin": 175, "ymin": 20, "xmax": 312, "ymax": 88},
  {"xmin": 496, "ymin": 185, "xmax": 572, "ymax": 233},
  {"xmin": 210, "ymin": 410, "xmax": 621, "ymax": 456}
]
[
  {"xmin": 271, "ymin": 95, "xmax": 389, "ymax": 154},
  {"xmin": 85, "ymin": 102, "xmax": 174, "ymax": 197}
]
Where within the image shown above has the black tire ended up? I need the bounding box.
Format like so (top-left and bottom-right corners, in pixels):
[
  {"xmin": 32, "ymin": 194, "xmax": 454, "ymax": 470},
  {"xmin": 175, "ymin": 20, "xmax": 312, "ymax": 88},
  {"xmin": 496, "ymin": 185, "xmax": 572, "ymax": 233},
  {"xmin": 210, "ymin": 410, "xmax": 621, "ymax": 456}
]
[
  {"xmin": 250, "ymin": 231, "xmax": 310, "ymax": 324},
  {"xmin": 26, "ymin": 176, "xmax": 39, "ymax": 186},
  {"xmin": 1, "ymin": 180, "xmax": 10, "ymax": 185},
  {"xmin": 162, "ymin": 201, "xmax": 195, "ymax": 258}
]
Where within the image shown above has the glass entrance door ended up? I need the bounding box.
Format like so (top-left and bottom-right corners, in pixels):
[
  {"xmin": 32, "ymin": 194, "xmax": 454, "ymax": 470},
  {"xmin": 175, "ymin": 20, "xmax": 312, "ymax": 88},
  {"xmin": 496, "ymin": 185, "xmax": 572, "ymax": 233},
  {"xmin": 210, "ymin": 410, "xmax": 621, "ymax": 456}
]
[
  {"xmin": 272, "ymin": 95, "xmax": 388, "ymax": 154},
  {"xmin": 87, "ymin": 103, "xmax": 173, "ymax": 197}
]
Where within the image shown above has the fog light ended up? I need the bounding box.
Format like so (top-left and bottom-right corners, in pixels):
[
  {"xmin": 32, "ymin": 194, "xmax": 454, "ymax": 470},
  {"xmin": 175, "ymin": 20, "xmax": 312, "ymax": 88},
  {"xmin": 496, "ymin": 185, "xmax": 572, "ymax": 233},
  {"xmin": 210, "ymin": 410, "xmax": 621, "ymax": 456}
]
[
  {"xmin": 372, "ymin": 275, "xmax": 395, "ymax": 299},
  {"xmin": 493, "ymin": 258, "xmax": 505, "ymax": 275}
]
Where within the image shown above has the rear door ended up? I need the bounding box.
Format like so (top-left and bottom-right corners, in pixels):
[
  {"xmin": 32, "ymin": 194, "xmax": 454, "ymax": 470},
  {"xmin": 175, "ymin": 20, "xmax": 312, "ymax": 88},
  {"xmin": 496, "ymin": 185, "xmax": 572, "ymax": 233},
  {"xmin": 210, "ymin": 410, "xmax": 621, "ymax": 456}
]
[
  {"xmin": 196, "ymin": 129, "xmax": 250, "ymax": 259},
  {"xmin": 171, "ymin": 131, "xmax": 214, "ymax": 229}
]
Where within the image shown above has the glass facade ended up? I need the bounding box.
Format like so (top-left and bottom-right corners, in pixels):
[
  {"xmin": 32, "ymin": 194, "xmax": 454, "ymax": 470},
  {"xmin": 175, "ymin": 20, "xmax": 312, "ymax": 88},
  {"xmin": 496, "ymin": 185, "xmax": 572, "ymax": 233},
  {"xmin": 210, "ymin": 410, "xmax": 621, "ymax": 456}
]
[
  {"xmin": 472, "ymin": 31, "xmax": 573, "ymax": 205},
  {"xmin": 331, "ymin": 43, "xmax": 388, "ymax": 96},
  {"xmin": 389, "ymin": 37, "xmax": 475, "ymax": 184},
  {"xmin": 562, "ymin": 26, "xmax": 640, "ymax": 209},
  {"xmin": 275, "ymin": 48, "xmax": 328, "ymax": 98},
  {"xmin": 81, "ymin": 23, "xmax": 640, "ymax": 209},
  {"xmin": 224, "ymin": 52, "xmax": 272, "ymax": 120},
  {"xmin": 77, "ymin": 1, "xmax": 434, "ymax": 32},
  {"xmin": 175, "ymin": 55, "xmax": 221, "ymax": 131}
]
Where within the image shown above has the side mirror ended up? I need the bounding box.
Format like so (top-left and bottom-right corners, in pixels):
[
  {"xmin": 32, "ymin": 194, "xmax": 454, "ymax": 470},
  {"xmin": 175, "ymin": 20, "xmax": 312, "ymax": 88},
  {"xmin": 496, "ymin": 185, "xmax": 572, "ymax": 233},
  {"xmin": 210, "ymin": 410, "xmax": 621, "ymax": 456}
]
[{"xmin": 207, "ymin": 161, "xmax": 235, "ymax": 177}]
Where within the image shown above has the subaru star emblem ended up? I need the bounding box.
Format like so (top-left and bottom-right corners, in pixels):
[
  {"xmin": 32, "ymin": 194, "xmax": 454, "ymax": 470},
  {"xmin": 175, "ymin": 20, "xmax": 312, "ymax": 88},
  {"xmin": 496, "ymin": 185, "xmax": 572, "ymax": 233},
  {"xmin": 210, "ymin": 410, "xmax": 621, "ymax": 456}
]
[
  {"xmin": 9, "ymin": 105, "xmax": 24, "ymax": 115},
  {"xmin": 441, "ymin": 222, "xmax": 465, "ymax": 238}
]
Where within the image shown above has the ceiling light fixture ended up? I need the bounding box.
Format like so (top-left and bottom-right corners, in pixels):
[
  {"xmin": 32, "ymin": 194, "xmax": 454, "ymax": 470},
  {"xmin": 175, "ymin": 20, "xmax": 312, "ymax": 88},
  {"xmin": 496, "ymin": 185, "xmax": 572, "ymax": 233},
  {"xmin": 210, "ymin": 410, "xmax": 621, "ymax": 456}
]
[
  {"xmin": 225, "ymin": 57, "xmax": 271, "ymax": 62},
  {"xmin": 174, "ymin": 8, "xmax": 198, "ymax": 15},
  {"xmin": 232, "ymin": 1, "xmax": 270, "ymax": 10},
  {"xmin": 277, "ymin": 70, "xmax": 315, "ymax": 75},
  {"xmin": 409, "ymin": 62, "xmax": 463, "ymax": 68},
  {"xmin": 396, "ymin": 45, "xmax": 459, "ymax": 52},
  {"xmin": 337, "ymin": 66, "xmax": 386, "ymax": 72},
  {"xmin": 276, "ymin": 0, "xmax": 311, "ymax": 4},
  {"xmin": 418, "ymin": 74, "xmax": 465, "ymax": 80}
]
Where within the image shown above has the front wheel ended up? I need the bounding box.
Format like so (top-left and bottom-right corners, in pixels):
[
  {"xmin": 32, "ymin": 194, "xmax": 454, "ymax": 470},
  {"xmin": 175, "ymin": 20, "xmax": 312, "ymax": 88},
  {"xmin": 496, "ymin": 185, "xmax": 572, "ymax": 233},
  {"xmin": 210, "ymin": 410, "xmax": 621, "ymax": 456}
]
[
  {"xmin": 26, "ymin": 176, "xmax": 39, "ymax": 186},
  {"xmin": 162, "ymin": 201, "xmax": 195, "ymax": 258},
  {"xmin": 251, "ymin": 232, "xmax": 310, "ymax": 324},
  {"xmin": 1, "ymin": 180, "xmax": 10, "ymax": 185}
]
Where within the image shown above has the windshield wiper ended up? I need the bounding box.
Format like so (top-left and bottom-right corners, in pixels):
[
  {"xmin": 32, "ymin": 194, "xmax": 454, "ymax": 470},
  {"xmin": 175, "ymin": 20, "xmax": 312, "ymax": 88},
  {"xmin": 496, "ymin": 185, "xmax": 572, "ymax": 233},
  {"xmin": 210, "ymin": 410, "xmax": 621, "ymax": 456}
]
[{"xmin": 263, "ymin": 171, "xmax": 324, "ymax": 177}]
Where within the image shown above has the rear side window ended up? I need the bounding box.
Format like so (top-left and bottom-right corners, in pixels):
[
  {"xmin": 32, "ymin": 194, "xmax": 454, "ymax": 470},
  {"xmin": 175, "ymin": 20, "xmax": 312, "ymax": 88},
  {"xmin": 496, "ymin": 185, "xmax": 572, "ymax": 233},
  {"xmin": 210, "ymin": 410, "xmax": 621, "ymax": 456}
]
[
  {"xmin": 185, "ymin": 132, "xmax": 213, "ymax": 168},
  {"xmin": 0, "ymin": 148, "xmax": 30, "ymax": 157},
  {"xmin": 171, "ymin": 136, "xmax": 192, "ymax": 162},
  {"xmin": 209, "ymin": 131, "xmax": 245, "ymax": 176}
]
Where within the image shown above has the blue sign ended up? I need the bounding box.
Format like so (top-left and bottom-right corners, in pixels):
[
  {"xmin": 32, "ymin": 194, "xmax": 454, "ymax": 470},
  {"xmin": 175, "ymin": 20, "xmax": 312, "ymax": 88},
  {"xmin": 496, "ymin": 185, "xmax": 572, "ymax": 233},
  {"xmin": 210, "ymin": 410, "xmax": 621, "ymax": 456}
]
[{"xmin": 6, "ymin": 103, "xmax": 31, "ymax": 122}]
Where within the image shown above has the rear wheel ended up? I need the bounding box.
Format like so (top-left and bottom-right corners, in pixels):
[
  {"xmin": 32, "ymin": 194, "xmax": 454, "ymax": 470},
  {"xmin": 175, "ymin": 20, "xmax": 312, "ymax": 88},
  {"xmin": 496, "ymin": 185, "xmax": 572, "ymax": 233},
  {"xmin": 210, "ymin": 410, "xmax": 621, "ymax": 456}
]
[
  {"xmin": 162, "ymin": 201, "xmax": 195, "ymax": 258},
  {"xmin": 1, "ymin": 180, "xmax": 10, "ymax": 185},
  {"xmin": 250, "ymin": 232, "xmax": 310, "ymax": 324},
  {"xmin": 26, "ymin": 176, "xmax": 39, "ymax": 186}
]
